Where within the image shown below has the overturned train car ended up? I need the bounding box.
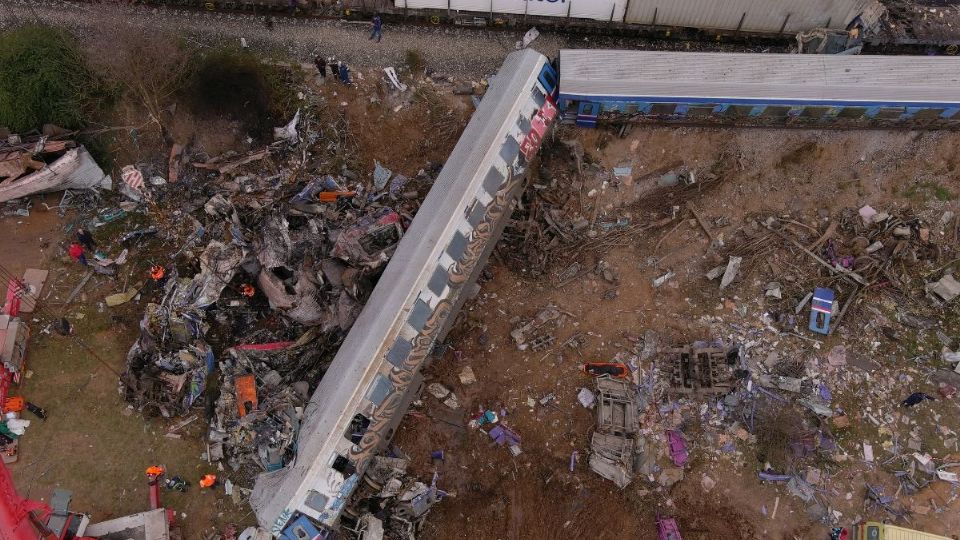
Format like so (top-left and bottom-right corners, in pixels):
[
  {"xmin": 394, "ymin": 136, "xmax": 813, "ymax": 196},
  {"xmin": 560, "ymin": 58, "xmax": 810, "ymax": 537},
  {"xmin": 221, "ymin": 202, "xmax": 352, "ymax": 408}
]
[
  {"xmin": 249, "ymin": 48, "xmax": 559, "ymax": 536},
  {"xmin": 557, "ymin": 49, "xmax": 960, "ymax": 128}
]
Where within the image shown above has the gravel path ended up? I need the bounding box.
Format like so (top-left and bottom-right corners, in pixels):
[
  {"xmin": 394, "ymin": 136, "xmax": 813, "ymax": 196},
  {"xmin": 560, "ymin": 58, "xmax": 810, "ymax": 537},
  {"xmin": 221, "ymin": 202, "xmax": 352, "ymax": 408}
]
[
  {"xmin": 0, "ymin": 1, "xmax": 790, "ymax": 78},
  {"xmin": 0, "ymin": 0, "xmax": 566, "ymax": 78}
]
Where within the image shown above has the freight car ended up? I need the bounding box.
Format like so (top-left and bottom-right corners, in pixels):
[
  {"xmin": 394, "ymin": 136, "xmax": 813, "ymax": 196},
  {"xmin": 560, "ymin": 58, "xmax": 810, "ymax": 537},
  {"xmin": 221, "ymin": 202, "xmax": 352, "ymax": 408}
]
[
  {"xmin": 158, "ymin": 0, "xmax": 884, "ymax": 41},
  {"xmin": 557, "ymin": 49, "xmax": 960, "ymax": 128}
]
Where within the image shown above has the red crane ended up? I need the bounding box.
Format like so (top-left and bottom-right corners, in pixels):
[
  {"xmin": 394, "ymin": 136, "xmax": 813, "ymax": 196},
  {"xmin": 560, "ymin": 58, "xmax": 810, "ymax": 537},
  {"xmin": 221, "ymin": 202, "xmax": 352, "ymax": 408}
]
[{"xmin": 0, "ymin": 458, "xmax": 56, "ymax": 540}]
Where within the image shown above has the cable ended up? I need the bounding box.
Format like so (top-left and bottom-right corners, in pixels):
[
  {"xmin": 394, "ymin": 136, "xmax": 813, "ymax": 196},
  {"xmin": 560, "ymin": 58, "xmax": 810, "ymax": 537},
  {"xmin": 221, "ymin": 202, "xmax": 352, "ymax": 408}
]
[{"xmin": 0, "ymin": 261, "xmax": 123, "ymax": 379}]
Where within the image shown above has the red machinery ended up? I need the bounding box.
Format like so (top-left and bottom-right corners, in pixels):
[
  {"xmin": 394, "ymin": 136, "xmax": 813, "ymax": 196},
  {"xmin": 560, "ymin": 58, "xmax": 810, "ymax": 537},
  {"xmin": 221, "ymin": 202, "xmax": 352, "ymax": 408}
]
[{"xmin": 0, "ymin": 459, "xmax": 91, "ymax": 540}]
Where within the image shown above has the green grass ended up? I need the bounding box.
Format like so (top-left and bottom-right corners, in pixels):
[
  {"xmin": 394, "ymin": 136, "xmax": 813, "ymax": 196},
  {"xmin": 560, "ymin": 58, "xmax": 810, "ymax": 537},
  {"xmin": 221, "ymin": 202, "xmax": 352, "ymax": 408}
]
[
  {"xmin": 0, "ymin": 24, "xmax": 111, "ymax": 132},
  {"xmin": 900, "ymin": 181, "xmax": 955, "ymax": 202}
]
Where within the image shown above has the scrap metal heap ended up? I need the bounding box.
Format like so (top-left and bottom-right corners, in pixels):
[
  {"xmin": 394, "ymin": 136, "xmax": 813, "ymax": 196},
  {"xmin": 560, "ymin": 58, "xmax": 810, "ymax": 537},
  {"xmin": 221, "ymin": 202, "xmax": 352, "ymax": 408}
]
[{"xmin": 118, "ymin": 108, "xmax": 435, "ymax": 480}]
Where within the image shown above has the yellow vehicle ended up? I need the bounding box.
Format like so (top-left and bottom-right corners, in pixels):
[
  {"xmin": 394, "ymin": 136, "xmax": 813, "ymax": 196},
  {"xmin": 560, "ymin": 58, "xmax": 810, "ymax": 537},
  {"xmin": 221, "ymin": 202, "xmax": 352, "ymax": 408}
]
[{"xmin": 854, "ymin": 522, "xmax": 954, "ymax": 540}]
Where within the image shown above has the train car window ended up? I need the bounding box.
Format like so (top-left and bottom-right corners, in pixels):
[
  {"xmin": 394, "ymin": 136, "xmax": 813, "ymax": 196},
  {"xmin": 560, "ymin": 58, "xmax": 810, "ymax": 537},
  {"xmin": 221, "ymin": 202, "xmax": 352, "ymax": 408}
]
[
  {"xmin": 761, "ymin": 106, "xmax": 791, "ymax": 117},
  {"xmin": 332, "ymin": 454, "xmax": 357, "ymax": 476},
  {"xmin": 865, "ymin": 525, "xmax": 880, "ymax": 540},
  {"xmin": 687, "ymin": 105, "xmax": 716, "ymax": 117},
  {"xmin": 876, "ymin": 107, "xmax": 905, "ymax": 119},
  {"xmin": 498, "ymin": 135, "xmax": 521, "ymax": 166},
  {"xmin": 800, "ymin": 106, "xmax": 829, "ymax": 118},
  {"xmin": 650, "ymin": 103, "xmax": 677, "ymax": 115},
  {"xmin": 726, "ymin": 105, "xmax": 753, "ymax": 117},
  {"xmin": 912, "ymin": 108, "xmax": 945, "ymax": 120},
  {"xmin": 538, "ymin": 65, "xmax": 558, "ymax": 95},
  {"xmin": 516, "ymin": 114, "xmax": 531, "ymax": 134},
  {"xmin": 387, "ymin": 336, "xmax": 414, "ymax": 366},
  {"xmin": 447, "ymin": 230, "xmax": 470, "ymax": 261},
  {"xmin": 467, "ymin": 199, "xmax": 487, "ymax": 228},
  {"xmin": 837, "ymin": 107, "xmax": 866, "ymax": 119},
  {"xmin": 580, "ymin": 103, "xmax": 595, "ymax": 115},
  {"xmin": 345, "ymin": 413, "xmax": 371, "ymax": 444},
  {"xmin": 427, "ymin": 265, "xmax": 449, "ymax": 296},
  {"xmin": 365, "ymin": 373, "xmax": 394, "ymax": 406},
  {"xmin": 530, "ymin": 85, "xmax": 546, "ymax": 107},
  {"xmin": 304, "ymin": 490, "xmax": 329, "ymax": 512},
  {"xmin": 408, "ymin": 298, "xmax": 432, "ymax": 332},
  {"xmin": 483, "ymin": 166, "xmax": 506, "ymax": 195},
  {"xmin": 625, "ymin": 103, "xmax": 639, "ymax": 115}
]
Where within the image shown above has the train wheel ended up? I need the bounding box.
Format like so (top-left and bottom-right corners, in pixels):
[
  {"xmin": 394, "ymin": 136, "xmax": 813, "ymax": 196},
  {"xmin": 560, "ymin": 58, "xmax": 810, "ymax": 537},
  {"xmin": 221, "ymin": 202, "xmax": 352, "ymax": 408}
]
[
  {"xmin": 947, "ymin": 44, "xmax": 959, "ymax": 55},
  {"xmin": 205, "ymin": 2, "xmax": 215, "ymax": 10},
  {"xmin": 430, "ymin": 15, "xmax": 440, "ymax": 25}
]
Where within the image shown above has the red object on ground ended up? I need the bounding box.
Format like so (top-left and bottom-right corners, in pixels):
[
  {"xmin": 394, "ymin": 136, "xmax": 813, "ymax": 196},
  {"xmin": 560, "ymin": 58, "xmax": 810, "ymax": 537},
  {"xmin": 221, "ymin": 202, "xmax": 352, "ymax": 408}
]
[
  {"xmin": 0, "ymin": 459, "xmax": 53, "ymax": 540},
  {"xmin": 2, "ymin": 280, "xmax": 22, "ymax": 317},
  {"xmin": 232, "ymin": 342, "xmax": 295, "ymax": 351},
  {"xmin": 580, "ymin": 362, "xmax": 630, "ymax": 379},
  {"xmin": 67, "ymin": 244, "xmax": 83, "ymax": 262}
]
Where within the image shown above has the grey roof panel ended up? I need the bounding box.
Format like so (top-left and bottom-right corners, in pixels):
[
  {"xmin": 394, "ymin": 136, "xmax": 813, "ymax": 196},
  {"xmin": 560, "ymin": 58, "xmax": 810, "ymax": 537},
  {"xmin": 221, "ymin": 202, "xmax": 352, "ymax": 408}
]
[{"xmin": 559, "ymin": 50, "xmax": 960, "ymax": 105}]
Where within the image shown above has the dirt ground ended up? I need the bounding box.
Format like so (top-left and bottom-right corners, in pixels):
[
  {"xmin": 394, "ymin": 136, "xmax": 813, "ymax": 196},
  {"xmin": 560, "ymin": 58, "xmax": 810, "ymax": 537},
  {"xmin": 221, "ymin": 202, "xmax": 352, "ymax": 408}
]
[{"xmin": 391, "ymin": 126, "xmax": 960, "ymax": 539}]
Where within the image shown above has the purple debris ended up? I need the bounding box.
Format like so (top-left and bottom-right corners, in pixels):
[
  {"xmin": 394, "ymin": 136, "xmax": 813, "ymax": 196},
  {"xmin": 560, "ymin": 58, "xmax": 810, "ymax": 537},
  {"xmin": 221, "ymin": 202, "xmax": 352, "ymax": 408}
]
[
  {"xmin": 569, "ymin": 450, "xmax": 579, "ymax": 472},
  {"xmin": 656, "ymin": 515, "xmax": 683, "ymax": 540},
  {"xmin": 819, "ymin": 384, "xmax": 833, "ymax": 402},
  {"xmin": 667, "ymin": 430, "xmax": 689, "ymax": 467},
  {"xmin": 720, "ymin": 442, "xmax": 736, "ymax": 453},
  {"xmin": 758, "ymin": 471, "xmax": 792, "ymax": 482},
  {"xmin": 431, "ymin": 450, "xmax": 444, "ymax": 461},
  {"xmin": 488, "ymin": 425, "xmax": 521, "ymax": 447}
]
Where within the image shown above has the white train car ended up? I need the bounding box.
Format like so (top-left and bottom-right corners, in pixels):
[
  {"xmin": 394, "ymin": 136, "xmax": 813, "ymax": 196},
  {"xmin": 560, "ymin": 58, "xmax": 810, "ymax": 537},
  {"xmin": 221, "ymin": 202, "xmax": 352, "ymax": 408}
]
[
  {"xmin": 392, "ymin": 0, "xmax": 879, "ymax": 33},
  {"xmin": 249, "ymin": 48, "xmax": 560, "ymax": 537}
]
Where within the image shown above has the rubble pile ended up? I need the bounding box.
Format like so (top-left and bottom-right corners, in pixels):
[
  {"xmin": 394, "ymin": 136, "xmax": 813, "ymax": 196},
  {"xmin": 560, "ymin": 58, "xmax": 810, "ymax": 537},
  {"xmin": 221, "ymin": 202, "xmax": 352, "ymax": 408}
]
[{"xmin": 116, "ymin": 107, "xmax": 439, "ymax": 477}]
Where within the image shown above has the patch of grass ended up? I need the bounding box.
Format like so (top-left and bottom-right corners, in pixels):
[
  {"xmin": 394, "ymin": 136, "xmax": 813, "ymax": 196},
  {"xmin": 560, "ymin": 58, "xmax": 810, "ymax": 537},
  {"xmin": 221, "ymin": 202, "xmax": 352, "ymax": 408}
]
[
  {"xmin": 901, "ymin": 181, "xmax": 955, "ymax": 202},
  {"xmin": 0, "ymin": 24, "xmax": 112, "ymax": 132}
]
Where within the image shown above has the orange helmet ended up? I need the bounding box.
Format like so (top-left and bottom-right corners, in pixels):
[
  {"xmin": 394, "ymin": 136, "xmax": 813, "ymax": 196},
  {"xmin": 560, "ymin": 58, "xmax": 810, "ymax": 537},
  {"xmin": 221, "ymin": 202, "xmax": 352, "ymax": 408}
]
[
  {"xmin": 241, "ymin": 283, "xmax": 255, "ymax": 297},
  {"xmin": 199, "ymin": 474, "xmax": 217, "ymax": 488},
  {"xmin": 146, "ymin": 466, "xmax": 165, "ymax": 477},
  {"xmin": 150, "ymin": 266, "xmax": 165, "ymax": 280}
]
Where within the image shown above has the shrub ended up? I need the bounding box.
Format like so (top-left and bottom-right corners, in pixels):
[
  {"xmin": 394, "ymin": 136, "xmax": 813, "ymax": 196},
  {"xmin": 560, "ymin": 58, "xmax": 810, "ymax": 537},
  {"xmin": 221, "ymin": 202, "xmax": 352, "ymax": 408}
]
[{"xmin": 0, "ymin": 25, "xmax": 108, "ymax": 132}]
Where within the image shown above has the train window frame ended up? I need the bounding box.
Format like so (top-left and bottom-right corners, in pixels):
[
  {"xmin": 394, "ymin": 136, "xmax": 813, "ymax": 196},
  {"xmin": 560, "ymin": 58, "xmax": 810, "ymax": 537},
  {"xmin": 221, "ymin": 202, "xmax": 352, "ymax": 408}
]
[
  {"xmin": 761, "ymin": 106, "xmax": 791, "ymax": 118},
  {"xmin": 800, "ymin": 106, "xmax": 830, "ymax": 118},
  {"xmin": 365, "ymin": 373, "xmax": 394, "ymax": 407},
  {"xmin": 498, "ymin": 135, "xmax": 521, "ymax": 165},
  {"xmin": 345, "ymin": 413, "xmax": 372, "ymax": 445},
  {"xmin": 332, "ymin": 454, "xmax": 357, "ymax": 476},
  {"xmin": 875, "ymin": 107, "xmax": 905, "ymax": 119},
  {"xmin": 624, "ymin": 103, "xmax": 639, "ymax": 115},
  {"xmin": 650, "ymin": 103, "xmax": 677, "ymax": 115},
  {"xmin": 304, "ymin": 490, "xmax": 329, "ymax": 513},
  {"xmin": 725, "ymin": 105, "xmax": 753, "ymax": 117},
  {"xmin": 580, "ymin": 103, "xmax": 595, "ymax": 116},
  {"xmin": 912, "ymin": 108, "xmax": 945, "ymax": 120},
  {"xmin": 687, "ymin": 105, "xmax": 716, "ymax": 117},
  {"xmin": 836, "ymin": 107, "xmax": 867, "ymax": 119}
]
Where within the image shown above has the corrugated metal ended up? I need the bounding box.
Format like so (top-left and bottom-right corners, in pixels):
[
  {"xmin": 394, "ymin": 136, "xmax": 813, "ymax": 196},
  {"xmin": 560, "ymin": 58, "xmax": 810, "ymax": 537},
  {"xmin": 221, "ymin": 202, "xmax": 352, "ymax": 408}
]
[
  {"xmin": 399, "ymin": 0, "xmax": 623, "ymax": 21},
  {"xmin": 624, "ymin": 0, "xmax": 872, "ymax": 33},
  {"xmin": 559, "ymin": 49, "xmax": 960, "ymax": 105}
]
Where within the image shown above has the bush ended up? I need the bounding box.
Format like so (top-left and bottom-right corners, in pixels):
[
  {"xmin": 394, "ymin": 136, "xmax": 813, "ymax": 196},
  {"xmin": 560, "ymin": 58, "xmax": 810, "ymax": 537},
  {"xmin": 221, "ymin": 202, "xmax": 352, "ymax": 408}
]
[
  {"xmin": 0, "ymin": 25, "xmax": 108, "ymax": 132},
  {"xmin": 184, "ymin": 47, "xmax": 298, "ymax": 139}
]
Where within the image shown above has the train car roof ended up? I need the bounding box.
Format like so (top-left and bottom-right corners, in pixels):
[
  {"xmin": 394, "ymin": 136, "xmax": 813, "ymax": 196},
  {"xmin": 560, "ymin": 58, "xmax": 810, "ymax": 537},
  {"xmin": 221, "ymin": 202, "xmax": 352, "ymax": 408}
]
[
  {"xmin": 558, "ymin": 49, "xmax": 960, "ymax": 107},
  {"xmin": 250, "ymin": 47, "xmax": 549, "ymax": 529}
]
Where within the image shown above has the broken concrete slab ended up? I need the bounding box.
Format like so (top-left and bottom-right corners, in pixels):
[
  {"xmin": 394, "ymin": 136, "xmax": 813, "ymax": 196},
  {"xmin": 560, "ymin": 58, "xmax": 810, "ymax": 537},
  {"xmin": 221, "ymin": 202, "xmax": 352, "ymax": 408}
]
[
  {"xmin": 720, "ymin": 256, "xmax": 742, "ymax": 289},
  {"xmin": 927, "ymin": 273, "xmax": 960, "ymax": 303}
]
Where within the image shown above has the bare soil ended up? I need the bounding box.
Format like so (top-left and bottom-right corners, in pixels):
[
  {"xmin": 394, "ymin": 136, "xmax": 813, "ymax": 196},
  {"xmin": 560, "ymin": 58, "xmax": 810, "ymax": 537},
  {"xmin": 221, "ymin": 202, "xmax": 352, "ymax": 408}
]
[{"xmin": 393, "ymin": 126, "xmax": 960, "ymax": 539}]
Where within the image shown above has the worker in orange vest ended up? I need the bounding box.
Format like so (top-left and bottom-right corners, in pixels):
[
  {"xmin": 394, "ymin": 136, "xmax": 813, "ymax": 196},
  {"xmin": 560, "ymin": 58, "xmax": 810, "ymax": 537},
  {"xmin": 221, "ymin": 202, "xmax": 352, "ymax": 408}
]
[
  {"xmin": 199, "ymin": 474, "xmax": 218, "ymax": 489},
  {"xmin": 240, "ymin": 283, "xmax": 255, "ymax": 297},
  {"xmin": 150, "ymin": 265, "xmax": 165, "ymax": 281}
]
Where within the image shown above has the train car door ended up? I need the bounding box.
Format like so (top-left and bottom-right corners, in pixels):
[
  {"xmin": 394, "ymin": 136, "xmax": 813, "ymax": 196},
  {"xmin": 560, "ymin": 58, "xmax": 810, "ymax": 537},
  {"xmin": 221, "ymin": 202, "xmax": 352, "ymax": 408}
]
[{"xmin": 576, "ymin": 102, "xmax": 599, "ymax": 127}]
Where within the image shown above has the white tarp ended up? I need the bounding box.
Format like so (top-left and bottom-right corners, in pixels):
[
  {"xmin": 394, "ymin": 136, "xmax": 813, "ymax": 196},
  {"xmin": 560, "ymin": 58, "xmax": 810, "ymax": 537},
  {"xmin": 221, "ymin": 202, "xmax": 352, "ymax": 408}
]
[{"xmin": 0, "ymin": 146, "xmax": 111, "ymax": 203}]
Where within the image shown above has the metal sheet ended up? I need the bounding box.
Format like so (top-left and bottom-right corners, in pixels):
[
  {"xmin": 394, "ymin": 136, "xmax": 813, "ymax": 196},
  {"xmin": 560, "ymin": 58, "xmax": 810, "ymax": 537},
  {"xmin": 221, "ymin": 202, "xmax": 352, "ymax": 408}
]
[
  {"xmin": 559, "ymin": 50, "xmax": 960, "ymax": 106},
  {"xmin": 624, "ymin": 0, "xmax": 873, "ymax": 33}
]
